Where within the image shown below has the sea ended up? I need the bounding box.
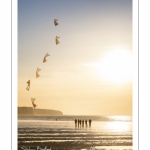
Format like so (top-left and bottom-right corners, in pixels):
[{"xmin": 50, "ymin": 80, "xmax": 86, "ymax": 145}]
[{"xmin": 18, "ymin": 116, "xmax": 132, "ymax": 150}]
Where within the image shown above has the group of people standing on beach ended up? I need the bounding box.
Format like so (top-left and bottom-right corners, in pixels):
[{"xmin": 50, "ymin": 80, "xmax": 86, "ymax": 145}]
[{"xmin": 74, "ymin": 119, "xmax": 92, "ymax": 128}]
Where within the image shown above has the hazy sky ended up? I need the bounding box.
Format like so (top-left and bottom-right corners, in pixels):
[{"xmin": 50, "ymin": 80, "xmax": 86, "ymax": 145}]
[{"xmin": 18, "ymin": 0, "xmax": 132, "ymax": 115}]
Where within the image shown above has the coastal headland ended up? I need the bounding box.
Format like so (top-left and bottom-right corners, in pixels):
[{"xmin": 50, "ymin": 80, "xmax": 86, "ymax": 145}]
[{"xmin": 18, "ymin": 107, "xmax": 63, "ymax": 116}]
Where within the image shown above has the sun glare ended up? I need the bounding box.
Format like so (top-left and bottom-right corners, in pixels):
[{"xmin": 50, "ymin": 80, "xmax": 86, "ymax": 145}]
[
  {"xmin": 96, "ymin": 49, "xmax": 132, "ymax": 84},
  {"xmin": 106, "ymin": 121, "xmax": 131, "ymax": 132}
]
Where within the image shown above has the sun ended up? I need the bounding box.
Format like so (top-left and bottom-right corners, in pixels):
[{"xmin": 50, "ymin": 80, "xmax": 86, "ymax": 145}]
[{"xmin": 96, "ymin": 49, "xmax": 132, "ymax": 84}]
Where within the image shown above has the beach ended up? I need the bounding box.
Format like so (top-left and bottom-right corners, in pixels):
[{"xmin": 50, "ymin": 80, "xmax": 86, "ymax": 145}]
[{"xmin": 18, "ymin": 116, "xmax": 132, "ymax": 150}]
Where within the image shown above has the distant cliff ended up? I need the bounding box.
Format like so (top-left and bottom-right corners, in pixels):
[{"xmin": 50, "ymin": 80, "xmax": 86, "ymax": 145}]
[
  {"xmin": 18, "ymin": 107, "xmax": 34, "ymax": 116},
  {"xmin": 33, "ymin": 109, "xmax": 63, "ymax": 116},
  {"xmin": 18, "ymin": 107, "xmax": 63, "ymax": 116}
]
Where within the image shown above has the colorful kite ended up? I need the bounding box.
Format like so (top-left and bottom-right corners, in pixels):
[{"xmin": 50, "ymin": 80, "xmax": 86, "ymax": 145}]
[
  {"xmin": 31, "ymin": 98, "xmax": 37, "ymax": 109},
  {"xmin": 43, "ymin": 53, "xmax": 50, "ymax": 63},
  {"xmin": 36, "ymin": 68, "xmax": 41, "ymax": 78},
  {"xmin": 54, "ymin": 19, "xmax": 59, "ymax": 26},
  {"xmin": 26, "ymin": 80, "xmax": 30, "ymax": 91},
  {"xmin": 55, "ymin": 36, "xmax": 60, "ymax": 45}
]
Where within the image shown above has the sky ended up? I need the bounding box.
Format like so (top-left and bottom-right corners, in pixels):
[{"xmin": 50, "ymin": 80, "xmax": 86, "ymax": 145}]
[{"xmin": 18, "ymin": 0, "xmax": 132, "ymax": 115}]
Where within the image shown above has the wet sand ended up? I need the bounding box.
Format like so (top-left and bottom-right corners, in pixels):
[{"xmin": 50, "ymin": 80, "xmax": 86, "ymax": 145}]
[
  {"xmin": 18, "ymin": 117, "xmax": 132, "ymax": 150},
  {"xmin": 18, "ymin": 141, "xmax": 132, "ymax": 150}
]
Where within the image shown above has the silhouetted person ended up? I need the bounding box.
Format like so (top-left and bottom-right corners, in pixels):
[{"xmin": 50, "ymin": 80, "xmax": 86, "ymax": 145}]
[
  {"xmin": 75, "ymin": 119, "xmax": 77, "ymax": 127},
  {"xmin": 82, "ymin": 120, "xmax": 84, "ymax": 127},
  {"xmin": 89, "ymin": 119, "xmax": 92, "ymax": 127},
  {"xmin": 80, "ymin": 120, "xmax": 82, "ymax": 126},
  {"xmin": 56, "ymin": 119, "xmax": 57, "ymax": 121},
  {"xmin": 85, "ymin": 120, "xmax": 87, "ymax": 127}
]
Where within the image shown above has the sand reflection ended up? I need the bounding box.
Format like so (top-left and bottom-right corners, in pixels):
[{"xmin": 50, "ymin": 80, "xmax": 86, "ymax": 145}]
[{"xmin": 105, "ymin": 121, "xmax": 131, "ymax": 132}]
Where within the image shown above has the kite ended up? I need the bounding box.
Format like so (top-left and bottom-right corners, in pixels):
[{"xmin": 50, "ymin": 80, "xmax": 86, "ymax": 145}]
[
  {"xmin": 31, "ymin": 98, "xmax": 37, "ymax": 109},
  {"xmin": 26, "ymin": 80, "xmax": 30, "ymax": 91},
  {"xmin": 56, "ymin": 36, "xmax": 60, "ymax": 39},
  {"xmin": 54, "ymin": 19, "xmax": 59, "ymax": 26},
  {"xmin": 36, "ymin": 68, "xmax": 41, "ymax": 78},
  {"xmin": 43, "ymin": 53, "xmax": 50, "ymax": 63},
  {"xmin": 55, "ymin": 36, "xmax": 60, "ymax": 45}
]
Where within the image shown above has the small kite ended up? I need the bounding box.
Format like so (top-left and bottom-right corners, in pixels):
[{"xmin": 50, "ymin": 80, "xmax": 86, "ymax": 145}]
[
  {"xmin": 54, "ymin": 19, "xmax": 59, "ymax": 26},
  {"xmin": 43, "ymin": 53, "xmax": 50, "ymax": 63},
  {"xmin": 56, "ymin": 36, "xmax": 60, "ymax": 39},
  {"xmin": 36, "ymin": 68, "xmax": 41, "ymax": 78},
  {"xmin": 55, "ymin": 36, "xmax": 60, "ymax": 45},
  {"xmin": 26, "ymin": 80, "xmax": 30, "ymax": 91},
  {"xmin": 31, "ymin": 98, "xmax": 37, "ymax": 109}
]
